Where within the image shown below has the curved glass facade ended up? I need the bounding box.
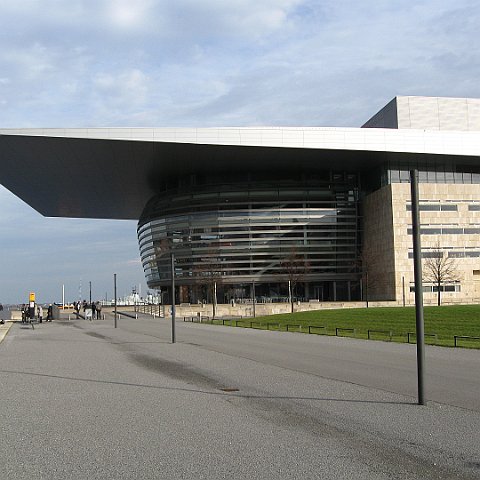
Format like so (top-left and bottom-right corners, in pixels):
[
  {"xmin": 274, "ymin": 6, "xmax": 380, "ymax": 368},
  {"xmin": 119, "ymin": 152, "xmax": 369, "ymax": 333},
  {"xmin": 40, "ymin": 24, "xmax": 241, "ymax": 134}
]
[{"xmin": 137, "ymin": 173, "xmax": 361, "ymax": 302}]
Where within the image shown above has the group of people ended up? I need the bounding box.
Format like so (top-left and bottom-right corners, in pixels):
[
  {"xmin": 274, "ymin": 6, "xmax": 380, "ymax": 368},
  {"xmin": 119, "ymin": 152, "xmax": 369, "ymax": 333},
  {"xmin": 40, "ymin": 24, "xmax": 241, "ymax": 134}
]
[
  {"xmin": 73, "ymin": 301, "xmax": 103, "ymax": 320},
  {"xmin": 21, "ymin": 304, "xmax": 53, "ymax": 323}
]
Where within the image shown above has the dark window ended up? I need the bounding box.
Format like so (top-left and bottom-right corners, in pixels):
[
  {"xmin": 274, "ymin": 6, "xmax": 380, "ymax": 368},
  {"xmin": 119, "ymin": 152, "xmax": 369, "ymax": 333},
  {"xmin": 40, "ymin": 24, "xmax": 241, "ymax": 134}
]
[
  {"xmin": 440, "ymin": 204, "xmax": 458, "ymax": 211},
  {"xmin": 408, "ymin": 252, "xmax": 442, "ymax": 259},
  {"xmin": 448, "ymin": 252, "xmax": 465, "ymax": 258},
  {"xmin": 442, "ymin": 228, "xmax": 464, "ymax": 235}
]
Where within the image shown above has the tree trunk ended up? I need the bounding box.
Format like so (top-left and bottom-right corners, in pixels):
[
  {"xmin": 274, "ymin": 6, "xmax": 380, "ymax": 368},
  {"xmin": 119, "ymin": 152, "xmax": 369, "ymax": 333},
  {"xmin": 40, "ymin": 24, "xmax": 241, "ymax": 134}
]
[
  {"xmin": 289, "ymin": 280, "xmax": 294, "ymax": 313},
  {"xmin": 365, "ymin": 273, "xmax": 369, "ymax": 308},
  {"xmin": 437, "ymin": 280, "xmax": 441, "ymax": 306}
]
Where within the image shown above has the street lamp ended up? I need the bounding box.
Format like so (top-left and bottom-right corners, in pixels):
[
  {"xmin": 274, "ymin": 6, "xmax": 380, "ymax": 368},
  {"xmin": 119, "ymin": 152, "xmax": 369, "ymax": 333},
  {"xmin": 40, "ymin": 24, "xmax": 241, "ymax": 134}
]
[
  {"xmin": 171, "ymin": 252, "xmax": 176, "ymax": 343},
  {"xmin": 252, "ymin": 280, "xmax": 256, "ymax": 318},
  {"xmin": 410, "ymin": 169, "xmax": 426, "ymax": 406},
  {"xmin": 114, "ymin": 274, "xmax": 117, "ymax": 329}
]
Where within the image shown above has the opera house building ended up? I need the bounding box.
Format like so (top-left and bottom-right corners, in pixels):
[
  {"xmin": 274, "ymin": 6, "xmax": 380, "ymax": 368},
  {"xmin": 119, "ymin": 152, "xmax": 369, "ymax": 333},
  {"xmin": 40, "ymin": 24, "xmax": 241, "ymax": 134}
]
[{"xmin": 2, "ymin": 96, "xmax": 480, "ymax": 305}]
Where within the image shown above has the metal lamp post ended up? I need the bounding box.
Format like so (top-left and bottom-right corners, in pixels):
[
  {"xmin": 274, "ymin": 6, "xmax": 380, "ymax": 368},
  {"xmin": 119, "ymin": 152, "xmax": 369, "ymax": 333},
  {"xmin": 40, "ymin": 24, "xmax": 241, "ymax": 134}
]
[
  {"xmin": 252, "ymin": 280, "xmax": 256, "ymax": 318},
  {"xmin": 114, "ymin": 274, "xmax": 117, "ymax": 328},
  {"xmin": 410, "ymin": 169, "xmax": 426, "ymax": 406},
  {"xmin": 171, "ymin": 252, "xmax": 176, "ymax": 344}
]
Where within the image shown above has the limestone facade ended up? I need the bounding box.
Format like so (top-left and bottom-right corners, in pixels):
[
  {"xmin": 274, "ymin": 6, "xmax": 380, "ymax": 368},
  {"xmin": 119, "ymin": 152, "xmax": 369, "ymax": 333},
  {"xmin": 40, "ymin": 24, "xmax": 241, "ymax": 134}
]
[
  {"xmin": 363, "ymin": 185, "xmax": 396, "ymax": 300},
  {"xmin": 365, "ymin": 182, "xmax": 480, "ymax": 305}
]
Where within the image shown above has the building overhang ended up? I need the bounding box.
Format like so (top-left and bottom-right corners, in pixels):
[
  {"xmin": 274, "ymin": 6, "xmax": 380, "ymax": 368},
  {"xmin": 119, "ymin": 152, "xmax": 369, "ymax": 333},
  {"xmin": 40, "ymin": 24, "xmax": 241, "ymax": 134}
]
[{"xmin": 1, "ymin": 127, "xmax": 480, "ymax": 220}]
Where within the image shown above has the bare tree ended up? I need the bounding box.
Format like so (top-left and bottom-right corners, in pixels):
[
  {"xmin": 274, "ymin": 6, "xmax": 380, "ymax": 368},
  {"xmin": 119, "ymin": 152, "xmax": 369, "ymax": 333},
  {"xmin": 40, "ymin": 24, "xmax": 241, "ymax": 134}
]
[
  {"xmin": 280, "ymin": 248, "xmax": 310, "ymax": 313},
  {"xmin": 192, "ymin": 251, "xmax": 223, "ymax": 318},
  {"xmin": 423, "ymin": 248, "xmax": 460, "ymax": 306},
  {"xmin": 354, "ymin": 246, "xmax": 379, "ymax": 308}
]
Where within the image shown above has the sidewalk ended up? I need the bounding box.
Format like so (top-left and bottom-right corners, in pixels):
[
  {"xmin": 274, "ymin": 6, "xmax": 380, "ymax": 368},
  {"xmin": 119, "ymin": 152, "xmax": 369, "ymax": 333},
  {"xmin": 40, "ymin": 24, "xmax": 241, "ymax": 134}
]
[
  {"xmin": 1, "ymin": 318, "xmax": 479, "ymax": 478},
  {"xmin": 0, "ymin": 320, "xmax": 14, "ymax": 343}
]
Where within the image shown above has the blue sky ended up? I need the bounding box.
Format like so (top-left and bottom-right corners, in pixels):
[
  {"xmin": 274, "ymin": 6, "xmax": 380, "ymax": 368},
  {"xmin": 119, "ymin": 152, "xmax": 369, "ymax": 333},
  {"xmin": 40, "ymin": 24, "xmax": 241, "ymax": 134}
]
[{"xmin": 1, "ymin": 0, "xmax": 480, "ymax": 304}]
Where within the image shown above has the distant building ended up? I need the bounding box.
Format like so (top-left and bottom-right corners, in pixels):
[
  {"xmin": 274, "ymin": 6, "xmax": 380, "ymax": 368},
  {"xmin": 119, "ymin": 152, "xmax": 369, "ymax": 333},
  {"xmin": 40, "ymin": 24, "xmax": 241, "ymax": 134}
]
[{"xmin": 1, "ymin": 96, "xmax": 480, "ymax": 305}]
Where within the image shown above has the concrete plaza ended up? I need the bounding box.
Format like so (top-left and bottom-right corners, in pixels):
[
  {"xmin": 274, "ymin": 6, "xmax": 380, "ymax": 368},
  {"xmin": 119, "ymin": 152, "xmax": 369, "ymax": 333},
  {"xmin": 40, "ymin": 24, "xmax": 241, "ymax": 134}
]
[{"xmin": 0, "ymin": 315, "xmax": 479, "ymax": 479}]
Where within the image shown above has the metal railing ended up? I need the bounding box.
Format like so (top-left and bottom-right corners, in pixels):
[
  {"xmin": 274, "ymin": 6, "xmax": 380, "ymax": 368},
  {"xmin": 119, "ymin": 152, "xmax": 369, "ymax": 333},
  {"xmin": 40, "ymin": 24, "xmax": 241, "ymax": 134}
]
[
  {"xmin": 368, "ymin": 329, "xmax": 393, "ymax": 340},
  {"xmin": 454, "ymin": 335, "xmax": 480, "ymax": 347}
]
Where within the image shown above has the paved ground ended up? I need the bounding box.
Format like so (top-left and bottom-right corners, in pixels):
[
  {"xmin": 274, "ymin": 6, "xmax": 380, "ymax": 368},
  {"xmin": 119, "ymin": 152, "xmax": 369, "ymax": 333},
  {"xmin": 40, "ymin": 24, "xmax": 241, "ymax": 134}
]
[
  {"xmin": 0, "ymin": 315, "xmax": 479, "ymax": 479},
  {"xmin": 128, "ymin": 315, "xmax": 480, "ymax": 412},
  {"xmin": 0, "ymin": 320, "xmax": 13, "ymax": 342}
]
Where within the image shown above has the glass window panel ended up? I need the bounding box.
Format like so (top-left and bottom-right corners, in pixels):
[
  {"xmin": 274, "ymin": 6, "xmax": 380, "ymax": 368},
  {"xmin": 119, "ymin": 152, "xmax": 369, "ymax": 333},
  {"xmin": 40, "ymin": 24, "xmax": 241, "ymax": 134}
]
[
  {"xmin": 389, "ymin": 169, "xmax": 400, "ymax": 183},
  {"xmin": 448, "ymin": 252, "xmax": 465, "ymax": 258},
  {"xmin": 445, "ymin": 171, "xmax": 454, "ymax": 182},
  {"xmin": 440, "ymin": 204, "xmax": 457, "ymax": 211},
  {"xmin": 453, "ymin": 172, "xmax": 463, "ymax": 183},
  {"xmin": 442, "ymin": 228, "xmax": 463, "ymax": 234}
]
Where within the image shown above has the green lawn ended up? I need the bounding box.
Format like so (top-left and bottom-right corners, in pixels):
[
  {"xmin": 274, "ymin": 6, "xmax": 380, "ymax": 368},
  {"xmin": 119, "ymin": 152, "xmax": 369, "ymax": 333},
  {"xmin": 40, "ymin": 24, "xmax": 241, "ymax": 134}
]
[{"xmin": 213, "ymin": 305, "xmax": 480, "ymax": 348}]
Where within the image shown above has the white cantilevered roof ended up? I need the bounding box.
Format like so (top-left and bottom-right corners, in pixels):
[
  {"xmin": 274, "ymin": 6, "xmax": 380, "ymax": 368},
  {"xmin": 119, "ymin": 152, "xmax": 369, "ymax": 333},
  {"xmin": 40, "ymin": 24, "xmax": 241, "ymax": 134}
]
[
  {"xmin": 2, "ymin": 126, "xmax": 480, "ymax": 156},
  {"xmin": 0, "ymin": 127, "xmax": 480, "ymax": 220}
]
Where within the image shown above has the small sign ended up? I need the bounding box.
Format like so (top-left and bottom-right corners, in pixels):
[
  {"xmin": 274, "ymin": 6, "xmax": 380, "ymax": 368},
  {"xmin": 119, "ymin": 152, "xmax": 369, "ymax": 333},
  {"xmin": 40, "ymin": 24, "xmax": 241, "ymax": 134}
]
[{"xmin": 29, "ymin": 292, "xmax": 35, "ymax": 302}]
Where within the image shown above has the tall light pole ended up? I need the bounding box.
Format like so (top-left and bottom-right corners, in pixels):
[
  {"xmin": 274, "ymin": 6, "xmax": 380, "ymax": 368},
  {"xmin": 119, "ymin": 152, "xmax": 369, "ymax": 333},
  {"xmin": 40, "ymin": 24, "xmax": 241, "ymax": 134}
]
[
  {"xmin": 252, "ymin": 280, "xmax": 256, "ymax": 318},
  {"xmin": 89, "ymin": 281, "xmax": 92, "ymax": 304},
  {"xmin": 213, "ymin": 281, "xmax": 217, "ymax": 319},
  {"xmin": 410, "ymin": 169, "xmax": 426, "ymax": 406},
  {"xmin": 114, "ymin": 274, "xmax": 117, "ymax": 329},
  {"xmin": 171, "ymin": 252, "xmax": 176, "ymax": 343}
]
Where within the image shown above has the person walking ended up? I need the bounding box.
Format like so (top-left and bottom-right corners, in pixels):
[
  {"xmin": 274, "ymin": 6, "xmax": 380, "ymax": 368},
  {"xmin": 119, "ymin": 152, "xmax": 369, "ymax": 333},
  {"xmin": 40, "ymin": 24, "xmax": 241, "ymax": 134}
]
[{"xmin": 96, "ymin": 302, "xmax": 102, "ymax": 319}]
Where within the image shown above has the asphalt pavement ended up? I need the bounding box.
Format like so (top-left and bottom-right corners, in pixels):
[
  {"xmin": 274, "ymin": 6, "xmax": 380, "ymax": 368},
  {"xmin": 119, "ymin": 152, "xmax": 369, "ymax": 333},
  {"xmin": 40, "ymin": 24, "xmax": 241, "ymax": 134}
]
[{"xmin": 0, "ymin": 315, "xmax": 479, "ymax": 479}]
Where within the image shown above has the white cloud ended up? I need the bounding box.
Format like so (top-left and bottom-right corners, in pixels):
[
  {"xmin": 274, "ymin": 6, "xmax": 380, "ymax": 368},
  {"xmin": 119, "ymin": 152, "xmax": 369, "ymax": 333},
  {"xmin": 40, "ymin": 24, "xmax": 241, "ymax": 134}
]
[
  {"xmin": 106, "ymin": 0, "xmax": 155, "ymax": 29},
  {"xmin": 0, "ymin": 0, "xmax": 477, "ymax": 128}
]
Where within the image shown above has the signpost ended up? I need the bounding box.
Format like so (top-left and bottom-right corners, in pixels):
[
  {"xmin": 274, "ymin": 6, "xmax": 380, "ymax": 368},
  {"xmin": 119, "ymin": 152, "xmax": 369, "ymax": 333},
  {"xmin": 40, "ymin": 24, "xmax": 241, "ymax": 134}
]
[{"xmin": 29, "ymin": 292, "xmax": 35, "ymax": 319}]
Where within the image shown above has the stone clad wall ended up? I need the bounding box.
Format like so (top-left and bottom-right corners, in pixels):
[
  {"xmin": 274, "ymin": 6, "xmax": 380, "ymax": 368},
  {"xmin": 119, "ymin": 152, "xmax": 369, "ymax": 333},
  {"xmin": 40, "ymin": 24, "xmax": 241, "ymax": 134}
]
[
  {"xmin": 396, "ymin": 96, "xmax": 480, "ymax": 131},
  {"xmin": 392, "ymin": 183, "xmax": 480, "ymax": 305},
  {"xmin": 363, "ymin": 185, "xmax": 396, "ymax": 300},
  {"xmin": 362, "ymin": 96, "xmax": 480, "ymax": 131}
]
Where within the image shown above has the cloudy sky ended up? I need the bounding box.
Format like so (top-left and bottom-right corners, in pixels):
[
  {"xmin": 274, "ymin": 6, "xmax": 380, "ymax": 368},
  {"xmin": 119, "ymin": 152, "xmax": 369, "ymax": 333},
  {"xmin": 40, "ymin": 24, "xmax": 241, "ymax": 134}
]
[{"xmin": 1, "ymin": 0, "xmax": 479, "ymax": 304}]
